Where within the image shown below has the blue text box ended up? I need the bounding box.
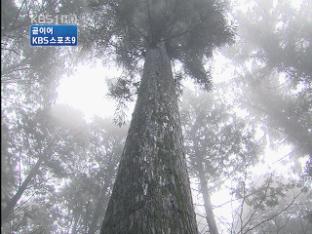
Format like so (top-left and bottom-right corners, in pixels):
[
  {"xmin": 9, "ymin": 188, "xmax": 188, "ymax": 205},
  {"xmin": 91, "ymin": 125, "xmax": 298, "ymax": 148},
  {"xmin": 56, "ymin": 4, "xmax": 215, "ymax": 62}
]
[{"xmin": 30, "ymin": 24, "xmax": 78, "ymax": 46}]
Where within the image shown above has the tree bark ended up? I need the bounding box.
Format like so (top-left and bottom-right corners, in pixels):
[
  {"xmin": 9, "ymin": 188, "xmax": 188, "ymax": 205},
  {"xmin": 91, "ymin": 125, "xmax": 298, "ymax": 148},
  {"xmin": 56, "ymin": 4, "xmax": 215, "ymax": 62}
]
[{"xmin": 101, "ymin": 42, "xmax": 198, "ymax": 234}]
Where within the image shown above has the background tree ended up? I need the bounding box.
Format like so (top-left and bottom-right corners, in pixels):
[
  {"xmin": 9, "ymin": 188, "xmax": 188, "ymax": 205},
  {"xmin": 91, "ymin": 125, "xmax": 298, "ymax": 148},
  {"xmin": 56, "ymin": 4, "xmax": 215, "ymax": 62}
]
[
  {"xmin": 55, "ymin": 117, "xmax": 126, "ymax": 234},
  {"xmin": 181, "ymin": 88, "xmax": 260, "ymax": 234},
  {"xmin": 225, "ymin": 0, "xmax": 312, "ymax": 163},
  {"xmin": 228, "ymin": 171, "xmax": 311, "ymax": 234},
  {"xmin": 217, "ymin": 0, "xmax": 312, "ymax": 232},
  {"xmin": 1, "ymin": 103, "xmax": 126, "ymax": 233}
]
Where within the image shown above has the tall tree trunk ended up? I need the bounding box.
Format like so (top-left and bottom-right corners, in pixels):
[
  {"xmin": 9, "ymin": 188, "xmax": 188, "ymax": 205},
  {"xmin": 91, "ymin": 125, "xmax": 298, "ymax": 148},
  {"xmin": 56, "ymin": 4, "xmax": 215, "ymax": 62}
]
[
  {"xmin": 197, "ymin": 162, "xmax": 219, "ymax": 234},
  {"xmin": 88, "ymin": 184, "xmax": 109, "ymax": 234},
  {"xmin": 101, "ymin": 42, "xmax": 198, "ymax": 234},
  {"xmin": 1, "ymin": 157, "xmax": 43, "ymax": 224}
]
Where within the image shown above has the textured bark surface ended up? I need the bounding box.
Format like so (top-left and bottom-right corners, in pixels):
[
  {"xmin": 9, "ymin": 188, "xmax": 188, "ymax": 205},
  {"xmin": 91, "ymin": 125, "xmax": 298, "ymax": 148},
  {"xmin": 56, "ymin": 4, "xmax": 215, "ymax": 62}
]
[{"xmin": 101, "ymin": 43, "xmax": 198, "ymax": 234}]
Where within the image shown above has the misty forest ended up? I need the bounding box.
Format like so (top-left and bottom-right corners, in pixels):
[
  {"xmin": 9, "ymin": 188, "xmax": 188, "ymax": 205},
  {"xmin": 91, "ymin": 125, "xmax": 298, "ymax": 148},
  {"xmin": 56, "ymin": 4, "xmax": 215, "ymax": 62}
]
[{"xmin": 1, "ymin": 0, "xmax": 312, "ymax": 233}]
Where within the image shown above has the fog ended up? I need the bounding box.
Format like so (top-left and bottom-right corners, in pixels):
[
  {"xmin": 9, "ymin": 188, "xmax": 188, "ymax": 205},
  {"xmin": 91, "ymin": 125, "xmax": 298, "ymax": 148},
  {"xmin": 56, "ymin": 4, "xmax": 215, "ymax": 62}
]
[{"xmin": 1, "ymin": 0, "xmax": 311, "ymax": 233}]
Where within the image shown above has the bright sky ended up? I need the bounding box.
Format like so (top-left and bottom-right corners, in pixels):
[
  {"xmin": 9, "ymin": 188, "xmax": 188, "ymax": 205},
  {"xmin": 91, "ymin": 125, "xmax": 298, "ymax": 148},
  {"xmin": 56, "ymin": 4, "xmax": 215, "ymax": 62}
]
[{"xmin": 57, "ymin": 59, "xmax": 119, "ymax": 120}]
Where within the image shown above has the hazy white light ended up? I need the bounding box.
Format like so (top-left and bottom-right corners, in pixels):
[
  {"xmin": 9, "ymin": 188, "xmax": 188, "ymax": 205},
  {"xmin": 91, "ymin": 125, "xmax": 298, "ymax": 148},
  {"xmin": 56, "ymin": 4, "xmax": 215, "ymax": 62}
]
[{"xmin": 57, "ymin": 60, "xmax": 119, "ymax": 120}]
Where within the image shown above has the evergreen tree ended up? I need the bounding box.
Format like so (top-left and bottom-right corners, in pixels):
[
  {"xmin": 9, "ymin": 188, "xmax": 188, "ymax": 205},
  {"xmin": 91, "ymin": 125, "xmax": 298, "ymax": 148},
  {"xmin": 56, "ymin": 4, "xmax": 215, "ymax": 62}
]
[
  {"xmin": 93, "ymin": 0, "xmax": 234, "ymax": 233},
  {"xmin": 181, "ymin": 89, "xmax": 259, "ymax": 234}
]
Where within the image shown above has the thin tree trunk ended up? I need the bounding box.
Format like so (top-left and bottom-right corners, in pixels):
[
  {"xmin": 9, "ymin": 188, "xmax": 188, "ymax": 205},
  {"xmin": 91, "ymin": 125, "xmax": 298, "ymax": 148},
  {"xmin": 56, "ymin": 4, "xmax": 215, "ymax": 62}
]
[
  {"xmin": 101, "ymin": 42, "xmax": 198, "ymax": 234},
  {"xmin": 89, "ymin": 153, "xmax": 118, "ymax": 234},
  {"xmin": 1, "ymin": 157, "xmax": 44, "ymax": 224},
  {"xmin": 191, "ymin": 121, "xmax": 219, "ymax": 234},
  {"xmin": 197, "ymin": 162, "xmax": 219, "ymax": 234},
  {"xmin": 88, "ymin": 183, "xmax": 109, "ymax": 234}
]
